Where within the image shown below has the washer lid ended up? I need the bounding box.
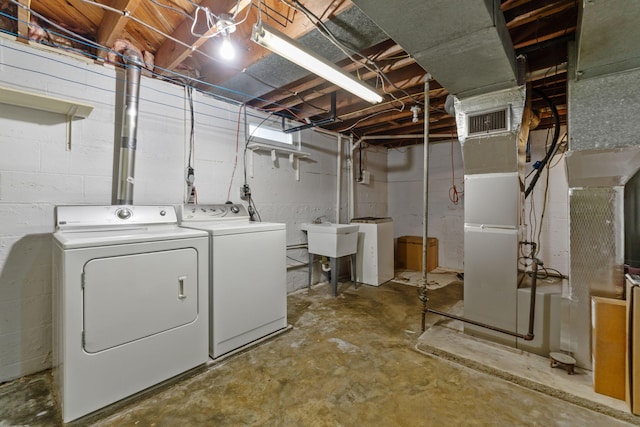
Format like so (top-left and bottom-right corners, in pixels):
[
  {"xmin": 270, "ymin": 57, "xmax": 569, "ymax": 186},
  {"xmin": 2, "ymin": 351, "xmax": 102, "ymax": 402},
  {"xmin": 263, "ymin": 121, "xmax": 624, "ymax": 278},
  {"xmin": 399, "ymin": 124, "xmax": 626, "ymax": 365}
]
[{"xmin": 182, "ymin": 221, "xmax": 285, "ymax": 236}]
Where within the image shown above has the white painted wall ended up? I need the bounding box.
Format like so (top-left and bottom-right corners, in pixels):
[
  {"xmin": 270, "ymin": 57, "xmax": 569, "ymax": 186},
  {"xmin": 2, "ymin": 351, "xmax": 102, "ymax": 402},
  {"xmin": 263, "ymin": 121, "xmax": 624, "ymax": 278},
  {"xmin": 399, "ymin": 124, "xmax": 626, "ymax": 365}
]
[
  {"xmin": 387, "ymin": 141, "xmax": 465, "ymax": 270},
  {"xmin": 0, "ymin": 38, "xmax": 342, "ymax": 381},
  {"xmin": 352, "ymin": 144, "xmax": 389, "ymax": 219}
]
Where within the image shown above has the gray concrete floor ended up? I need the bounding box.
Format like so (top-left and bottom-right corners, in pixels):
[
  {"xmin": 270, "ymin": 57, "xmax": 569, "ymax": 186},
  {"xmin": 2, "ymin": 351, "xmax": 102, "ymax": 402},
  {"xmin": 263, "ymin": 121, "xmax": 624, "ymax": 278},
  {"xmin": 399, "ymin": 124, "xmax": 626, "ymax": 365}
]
[{"xmin": 1, "ymin": 276, "xmax": 638, "ymax": 426}]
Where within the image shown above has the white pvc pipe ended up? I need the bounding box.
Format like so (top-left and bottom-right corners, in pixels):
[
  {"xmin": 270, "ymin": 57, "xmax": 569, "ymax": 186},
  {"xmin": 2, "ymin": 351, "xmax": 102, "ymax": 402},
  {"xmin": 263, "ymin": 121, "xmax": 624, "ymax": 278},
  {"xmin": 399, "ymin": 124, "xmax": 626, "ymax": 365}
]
[
  {"xmin": 321, "ymin": 260, "xmax": 331, "ymax": 272},
  {"xmin": 336, "ymin": 134, "xmax": 342, "ymax": 223},
  {"xmin": 349, "ymin": 138, "xmax": 361, "ymax": 221}
]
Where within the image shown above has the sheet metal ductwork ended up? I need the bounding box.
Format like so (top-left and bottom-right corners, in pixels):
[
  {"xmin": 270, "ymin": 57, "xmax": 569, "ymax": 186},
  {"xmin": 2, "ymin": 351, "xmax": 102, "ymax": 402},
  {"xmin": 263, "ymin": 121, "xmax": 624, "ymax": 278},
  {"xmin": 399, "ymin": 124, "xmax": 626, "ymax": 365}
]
[
  {"xmin": 564, "ymin": 0, "xmax": 640, "ymax": 369},
  {"xmin": 115, "ymin": 50, "xmax": 143, "ymax": 205},
  {"xmin": 352, "ymin": 0, "xmax": 516, "ymax": 99}
]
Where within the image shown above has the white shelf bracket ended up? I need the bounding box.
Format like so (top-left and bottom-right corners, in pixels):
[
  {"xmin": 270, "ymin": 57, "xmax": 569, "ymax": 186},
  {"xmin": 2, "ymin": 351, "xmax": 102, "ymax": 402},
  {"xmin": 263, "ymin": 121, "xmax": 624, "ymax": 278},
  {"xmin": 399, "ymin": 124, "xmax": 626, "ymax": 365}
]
[
  {"xmin": 246, "ymin": 142, "xmax": 311, "ymax": 182},
  {"xmin": 66, "ymin": 105, "xmax": 78, "ymax": 151},
  {"xmin": 0, "ymin": 85, "xmax": 93, "ymax": 151}
]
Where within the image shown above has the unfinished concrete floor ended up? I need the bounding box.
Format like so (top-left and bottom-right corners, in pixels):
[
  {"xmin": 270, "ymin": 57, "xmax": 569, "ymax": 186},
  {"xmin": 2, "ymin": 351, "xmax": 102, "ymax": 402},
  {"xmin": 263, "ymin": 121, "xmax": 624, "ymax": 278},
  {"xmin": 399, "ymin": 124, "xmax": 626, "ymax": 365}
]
[{"xmin": 1, "ymin": 277, "xmax": 638, "ymax": 426}]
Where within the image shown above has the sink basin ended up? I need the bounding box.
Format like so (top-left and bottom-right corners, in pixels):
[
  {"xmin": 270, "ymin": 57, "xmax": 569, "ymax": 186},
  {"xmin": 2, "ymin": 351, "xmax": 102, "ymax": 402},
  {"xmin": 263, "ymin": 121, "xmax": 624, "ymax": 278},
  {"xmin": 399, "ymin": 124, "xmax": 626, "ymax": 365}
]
[{"xmin": 301, "ymin": 223, "xmax": 359, "ymax": 258}]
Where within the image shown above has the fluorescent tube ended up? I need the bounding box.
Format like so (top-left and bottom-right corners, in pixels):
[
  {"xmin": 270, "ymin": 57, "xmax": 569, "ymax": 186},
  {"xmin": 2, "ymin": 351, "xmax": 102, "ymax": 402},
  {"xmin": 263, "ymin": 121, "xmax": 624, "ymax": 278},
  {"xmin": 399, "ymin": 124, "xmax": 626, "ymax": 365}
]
[{"xmin": 251, "ymin": 22, "xmax": 383, "ymax": 104}]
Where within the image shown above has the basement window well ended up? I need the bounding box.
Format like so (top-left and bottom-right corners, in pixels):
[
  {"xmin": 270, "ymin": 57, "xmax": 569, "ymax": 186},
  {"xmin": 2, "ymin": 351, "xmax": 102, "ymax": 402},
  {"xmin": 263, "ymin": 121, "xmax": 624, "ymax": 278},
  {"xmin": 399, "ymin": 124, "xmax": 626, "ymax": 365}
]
[{"xmin": 249, "ymin": 124, "xmax": 293, "ymax": 146}]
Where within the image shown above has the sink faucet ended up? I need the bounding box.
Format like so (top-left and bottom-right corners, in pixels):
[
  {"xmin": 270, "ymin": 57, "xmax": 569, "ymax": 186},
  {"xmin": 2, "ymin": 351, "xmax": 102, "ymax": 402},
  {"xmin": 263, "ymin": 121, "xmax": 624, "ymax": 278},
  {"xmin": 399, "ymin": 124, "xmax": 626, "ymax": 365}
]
[{"xmin": 313, "ymin": 215, "xmax": 327, "ymax": 224}]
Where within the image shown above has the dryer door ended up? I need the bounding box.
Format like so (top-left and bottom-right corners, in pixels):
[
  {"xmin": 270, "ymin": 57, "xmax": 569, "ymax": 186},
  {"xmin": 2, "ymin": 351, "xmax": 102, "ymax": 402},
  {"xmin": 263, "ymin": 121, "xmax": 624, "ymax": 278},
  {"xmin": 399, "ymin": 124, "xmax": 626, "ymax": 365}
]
[{"xmin": 82, "ymin": 248, "xmax": 199, "ymax": 353}]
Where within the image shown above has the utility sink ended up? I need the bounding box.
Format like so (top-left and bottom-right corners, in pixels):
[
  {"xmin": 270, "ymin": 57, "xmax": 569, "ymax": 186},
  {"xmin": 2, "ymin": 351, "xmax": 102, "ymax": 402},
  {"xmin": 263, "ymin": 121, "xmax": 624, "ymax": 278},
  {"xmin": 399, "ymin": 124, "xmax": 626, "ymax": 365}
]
[{"xmin": 301, "ymin": 222, "xmax": 359, "ymax": 258}]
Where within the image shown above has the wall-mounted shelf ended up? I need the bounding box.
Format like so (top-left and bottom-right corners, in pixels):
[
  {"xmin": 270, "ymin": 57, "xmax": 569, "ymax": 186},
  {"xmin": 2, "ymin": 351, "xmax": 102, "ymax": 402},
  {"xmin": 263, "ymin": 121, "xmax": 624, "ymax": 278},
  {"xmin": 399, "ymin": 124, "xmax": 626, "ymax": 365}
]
[
  {"xmin": 247, "ymin": 142, "xmax": 311, "ymax": 181},
  {"xmin": 0, "ymin": 85, "xmax": 93, "ymax": 150}
]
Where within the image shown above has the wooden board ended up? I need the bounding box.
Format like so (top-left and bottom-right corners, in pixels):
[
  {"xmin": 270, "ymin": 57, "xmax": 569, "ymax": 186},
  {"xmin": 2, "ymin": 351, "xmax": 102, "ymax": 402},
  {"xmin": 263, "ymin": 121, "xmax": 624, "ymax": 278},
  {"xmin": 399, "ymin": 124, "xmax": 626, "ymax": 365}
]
[
  {"xmin": 592, "ymin": 296, "xmax": 626, "ymax": 401},
  {"xmin": 626, "ymin": 278, "xmax": 640, "ymax": 415}
]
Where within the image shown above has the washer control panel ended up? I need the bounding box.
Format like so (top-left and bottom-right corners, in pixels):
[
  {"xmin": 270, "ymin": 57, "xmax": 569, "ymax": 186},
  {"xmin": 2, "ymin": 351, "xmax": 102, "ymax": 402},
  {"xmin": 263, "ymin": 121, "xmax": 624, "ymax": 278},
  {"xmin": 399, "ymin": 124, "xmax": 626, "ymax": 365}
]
[{"xmin": 178, "ymin": 204, "xmax": 249, "ymax": 222}]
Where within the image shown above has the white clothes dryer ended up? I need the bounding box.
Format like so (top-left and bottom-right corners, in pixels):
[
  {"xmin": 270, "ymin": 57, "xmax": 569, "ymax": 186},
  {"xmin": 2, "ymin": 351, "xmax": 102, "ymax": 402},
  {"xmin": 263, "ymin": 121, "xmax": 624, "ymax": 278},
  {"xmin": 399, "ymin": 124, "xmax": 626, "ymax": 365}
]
[
  {"xmin": 52, "ymin": 205, "xmax": 209, "ymax": 423},
  {"xmin": 178, "ymin": 204, "xmax": 287, "ymax": 359}
]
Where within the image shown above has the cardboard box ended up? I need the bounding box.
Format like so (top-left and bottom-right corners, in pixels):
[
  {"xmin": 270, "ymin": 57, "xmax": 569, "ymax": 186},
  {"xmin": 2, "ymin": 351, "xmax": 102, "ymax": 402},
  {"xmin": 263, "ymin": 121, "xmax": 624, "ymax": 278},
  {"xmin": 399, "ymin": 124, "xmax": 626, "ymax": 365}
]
[
  {"xmin": 592, "ymin": 296, "xmax": 626, "ymax": 401},
  {"xmin": 626, "ymin": 277, "xmax": 640, "ymax": 415},
  {"xmin": 396, "ymin": 236, "xmax": 438, "ymax": 272}
]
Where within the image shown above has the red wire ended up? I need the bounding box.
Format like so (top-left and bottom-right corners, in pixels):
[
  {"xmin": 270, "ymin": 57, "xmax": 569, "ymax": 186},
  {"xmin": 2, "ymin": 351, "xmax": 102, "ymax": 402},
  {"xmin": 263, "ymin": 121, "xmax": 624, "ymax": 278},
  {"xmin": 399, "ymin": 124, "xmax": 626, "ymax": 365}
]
[{"xmin": 448, "ymin": 137, "xmax": 461, "ymax": 205}]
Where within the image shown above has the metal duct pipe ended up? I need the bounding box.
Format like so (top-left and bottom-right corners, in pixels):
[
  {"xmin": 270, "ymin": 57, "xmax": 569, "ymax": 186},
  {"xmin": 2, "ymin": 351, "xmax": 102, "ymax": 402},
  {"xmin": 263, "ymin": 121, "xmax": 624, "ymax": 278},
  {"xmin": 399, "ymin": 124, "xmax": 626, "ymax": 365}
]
[{"xmin": 116, "ymin": 49, "xmax": 144, "ymax": 205}]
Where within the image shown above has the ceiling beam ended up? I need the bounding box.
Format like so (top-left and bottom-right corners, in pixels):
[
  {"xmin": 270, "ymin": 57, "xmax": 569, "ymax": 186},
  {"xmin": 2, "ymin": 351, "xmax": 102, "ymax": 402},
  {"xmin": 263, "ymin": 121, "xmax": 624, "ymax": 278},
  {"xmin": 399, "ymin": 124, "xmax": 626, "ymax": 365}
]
[
  {"xmin": 95, "ymin": 0, "xmax": 142, "ymax": 58},
  {"xmin": 506, "ymin": 0, "xmax": 575, "ymax": 30},
  {"xmin": 501, "ymin": 0, "xmax": 532, "ymax": 12},
  {"xmin": 16, "ymin": 0, "xmax": 30, "ymax": 40}
]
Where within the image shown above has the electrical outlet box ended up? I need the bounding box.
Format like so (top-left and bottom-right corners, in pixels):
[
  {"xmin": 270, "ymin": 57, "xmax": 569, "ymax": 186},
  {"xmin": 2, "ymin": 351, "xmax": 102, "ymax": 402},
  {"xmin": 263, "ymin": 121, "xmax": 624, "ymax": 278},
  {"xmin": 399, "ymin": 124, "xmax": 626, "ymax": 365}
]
[
  {"xmin": 240, "ymin": 184, "xmax": 251, "ymax": 200},
  {"xmin": 358, "ymin": 170, "xmax": 370, "ymax": 185}
]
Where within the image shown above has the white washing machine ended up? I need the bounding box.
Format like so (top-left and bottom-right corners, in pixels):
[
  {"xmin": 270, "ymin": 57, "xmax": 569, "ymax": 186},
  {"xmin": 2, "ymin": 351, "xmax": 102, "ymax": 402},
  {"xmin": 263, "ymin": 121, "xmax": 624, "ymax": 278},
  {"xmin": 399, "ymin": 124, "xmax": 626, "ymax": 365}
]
[
  {"xmin": 178, "ymin": 204, "xmax": 287, "ymax": 359},
  {"xmin": 351, "ymin": 217, "xmax": 394, "ymax": 286},
  {"xmin": 52, "ymin": 205, "xmax": 209, "ymax": 423}
]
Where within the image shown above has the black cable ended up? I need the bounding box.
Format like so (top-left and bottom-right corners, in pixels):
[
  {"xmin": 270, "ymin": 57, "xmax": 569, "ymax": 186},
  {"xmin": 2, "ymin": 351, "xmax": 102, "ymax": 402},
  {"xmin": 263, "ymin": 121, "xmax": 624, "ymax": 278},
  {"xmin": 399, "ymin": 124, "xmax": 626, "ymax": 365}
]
[
  {"xmin": 524, "ymin": 88, "xmax": 559, "ymax": 198},
  {"xmin": 242, "ymin": 111, "xmax": 275, "ymax": 185},
  {"xmin": 186, "ymin": 86, "xmax": 195, "ymax": 169},
  {"xmin": 358, "ymin": 143, "xmax": 363, "ymax": 181}
]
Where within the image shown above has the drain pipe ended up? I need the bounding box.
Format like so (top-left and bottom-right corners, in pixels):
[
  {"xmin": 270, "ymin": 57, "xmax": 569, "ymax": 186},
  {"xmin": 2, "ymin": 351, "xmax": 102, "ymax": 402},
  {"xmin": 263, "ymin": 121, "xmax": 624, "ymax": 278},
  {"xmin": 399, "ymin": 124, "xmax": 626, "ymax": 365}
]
[
  {"xmin": 116, "ymin": 49, "xmax": 144, "ymax": 205},
  {"xmin": 348, "ymin": 138, "xmax": 361, "ymax": 221}
]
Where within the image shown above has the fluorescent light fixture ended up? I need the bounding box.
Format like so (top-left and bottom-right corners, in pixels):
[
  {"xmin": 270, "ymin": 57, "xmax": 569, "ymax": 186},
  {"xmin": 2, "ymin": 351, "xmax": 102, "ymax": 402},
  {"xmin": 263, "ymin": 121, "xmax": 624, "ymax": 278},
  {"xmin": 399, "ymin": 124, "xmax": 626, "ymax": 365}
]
[{"xmin": 251, "ymin": 22, "xmax": 383, "ymax": 104}]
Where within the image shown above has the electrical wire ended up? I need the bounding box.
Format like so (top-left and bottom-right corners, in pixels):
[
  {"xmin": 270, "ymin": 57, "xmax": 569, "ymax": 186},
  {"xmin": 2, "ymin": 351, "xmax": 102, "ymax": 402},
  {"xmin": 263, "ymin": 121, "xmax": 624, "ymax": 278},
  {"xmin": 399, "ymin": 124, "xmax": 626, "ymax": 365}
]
[
  {"xmin": 240, "ymin": 108, "xmax": 280, "ymax": 222},
  {"xmin": 0, "ymin": 31, "xmax": 290, "ymax": 157},
  {"xmin": 524, "ymin": 88, "xmax": 559, "ymax": 198},
  {"xmin": 226, "ymin": 104, "xmax": 244, "ymax": 202},
  {"xmin": 337, "ymin": 108, "xmax": 401, "ymax": 133},
  {"xmin": 281, "ymin": 0, "xmax": 417, "ymax": 106},
  {"xmin": 186, "ymin": 86, "xmax": 195, "ymax": 169},
  {"xmin": 4, "ymin": 4, "xmax": 314, "ymax": 118},
  {"xmin": 242, "ymin": 110, "xmax": 277, "ymax": 185},
  {"xmin": 184, "ymin": 84, "xmax": 197, "ymax": 203},
  {"xmin": 448, "ymin": 138, "xmax": 463, "ymax": 205}
]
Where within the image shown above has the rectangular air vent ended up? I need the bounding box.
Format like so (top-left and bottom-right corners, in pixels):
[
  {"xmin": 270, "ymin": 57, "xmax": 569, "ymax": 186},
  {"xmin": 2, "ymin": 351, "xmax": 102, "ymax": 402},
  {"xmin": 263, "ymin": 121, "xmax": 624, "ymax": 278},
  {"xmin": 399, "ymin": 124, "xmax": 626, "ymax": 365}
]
[{"xmin": 467, "ymin": 107, "xmax": 511, "ymax": 136}]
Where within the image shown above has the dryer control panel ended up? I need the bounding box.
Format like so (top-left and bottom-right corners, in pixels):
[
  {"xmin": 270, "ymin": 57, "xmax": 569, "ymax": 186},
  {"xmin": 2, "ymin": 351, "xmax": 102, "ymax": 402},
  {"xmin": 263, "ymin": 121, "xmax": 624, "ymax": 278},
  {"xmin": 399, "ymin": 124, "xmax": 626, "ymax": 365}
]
[
  {"xmin": 55, "ymin": 205, "xmax": 177, "ymax": 230},
  {"xmin": 178, "ymin": 204, "xmax": 249, "ymax": 222}
]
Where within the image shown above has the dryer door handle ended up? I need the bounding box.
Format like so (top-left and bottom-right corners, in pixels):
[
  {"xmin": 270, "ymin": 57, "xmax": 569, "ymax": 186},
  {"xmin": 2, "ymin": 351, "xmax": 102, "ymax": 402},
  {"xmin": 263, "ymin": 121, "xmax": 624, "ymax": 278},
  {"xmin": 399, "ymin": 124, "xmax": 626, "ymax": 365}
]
[{"xmin": 178, "ymin": 276, "xmax": 187, "ymax": 300}]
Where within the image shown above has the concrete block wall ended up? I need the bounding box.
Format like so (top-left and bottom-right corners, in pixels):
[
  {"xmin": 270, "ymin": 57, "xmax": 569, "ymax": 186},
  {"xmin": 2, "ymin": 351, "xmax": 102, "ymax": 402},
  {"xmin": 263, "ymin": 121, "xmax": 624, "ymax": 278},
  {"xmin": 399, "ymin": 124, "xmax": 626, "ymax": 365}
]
[
  {"xmin": 352, "ymin": 145, "xmax": 389, "ymax": 218},
  {"xmin": 0, "ymin": 38, "xmax": 343, "ymax": 382},
  {"xmin": 387, "ymin": 142, "xmax": 465, "ymax": 270}
]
